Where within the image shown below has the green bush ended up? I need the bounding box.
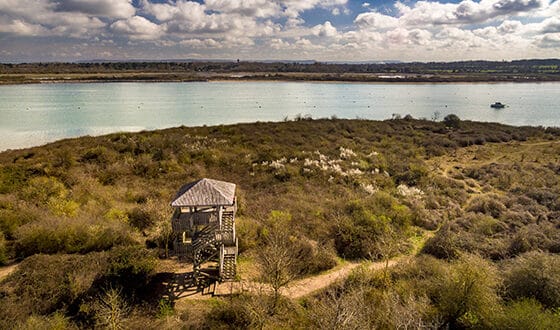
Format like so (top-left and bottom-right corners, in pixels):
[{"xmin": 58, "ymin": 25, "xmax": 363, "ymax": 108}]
[
  {"xmin": 127, "ymin": 207, "xmax": 154, "ymax": 231},
  {"xmin": 80, "ymin": 146, "xmax": 116, "ymax": 165},
  {"xmin": 466, "ymin": 194, "xmax": 507, "ymax": 218},
  {"xmin": 334, "ymin": 201, "xmax": 391, "ymax": 259},
  {"xmin": 0, "ymin": 253, "xmax": 108, "ymax": 317},
  {"xmin": 502, "ymin": 251, "xmax": 560, "ymax": 308},
  {"xmin": 429, "ymin": 254, "xmax": 502, "ymax": 328},
  {"xmin": 14, "ymin": 218, "xmax": 133, "ymax": 257},
  {"xmin": 0, "ymin": 231, "xmax": 7, "ymax": 265},
  {"xmin": 443, "ymin": 114, "xmax": 461, "ymax": 129},
  {"xmin": 291, "ymin": 239, "xmax": 337, "ymax": 275},
  {"xmin": 15, "ymin": 312, "xmax": 78, "ymax": 330},
  {"xmin": 104, "ymin": 246, "xmax": 157, "ymax": 296},
  {"xmin": 497, "ymin": 298, "xmax": 560, "ymax": 330}
]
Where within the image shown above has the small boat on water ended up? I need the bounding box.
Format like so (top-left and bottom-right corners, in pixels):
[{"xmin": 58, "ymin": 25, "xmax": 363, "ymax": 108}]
[{"xmin": 490, "ymin": 102, "xmax": 506, "ymax": 109}]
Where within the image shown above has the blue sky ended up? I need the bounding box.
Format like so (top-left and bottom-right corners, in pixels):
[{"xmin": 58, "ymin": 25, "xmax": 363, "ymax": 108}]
[{"xmin": 0, "ymin": 0, "xmax": 559, "ymax": 62}]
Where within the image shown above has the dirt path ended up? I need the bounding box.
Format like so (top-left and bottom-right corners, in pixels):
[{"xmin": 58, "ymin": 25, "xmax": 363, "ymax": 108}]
[
  {"xmin": 282, "ymin": 257, "xmax": 403, "ymax": 299},
  {"xmin": 179, "ymin": 231, "xmax": 432, "ymax": 302},
  {"xmin": 0, "ymin": 263, "xmax": 19, "ymax": 282},
  {"xmin": 203, "ymin": 257, "xmax": 404, "ymax": 300}
]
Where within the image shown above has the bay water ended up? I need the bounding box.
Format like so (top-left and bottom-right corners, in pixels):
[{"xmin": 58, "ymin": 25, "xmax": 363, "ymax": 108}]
[{"xmin": 0, "ymin": 81, "xmax": 558, "ymax": 151}]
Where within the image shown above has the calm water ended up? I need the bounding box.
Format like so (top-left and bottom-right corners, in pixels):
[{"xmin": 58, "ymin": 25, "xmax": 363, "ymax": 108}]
[{"xmin": 0, "ymin": 81, "xmax": 558, "ymax": 151}]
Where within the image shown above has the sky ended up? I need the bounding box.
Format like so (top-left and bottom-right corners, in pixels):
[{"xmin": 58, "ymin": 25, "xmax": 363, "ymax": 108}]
[{"xmin": 0, "ymin": 0, "xmax": 559, "ymax": 62}]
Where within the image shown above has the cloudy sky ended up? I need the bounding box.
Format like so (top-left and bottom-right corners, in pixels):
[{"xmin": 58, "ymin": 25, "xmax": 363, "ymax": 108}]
[{"xmin": 0, "ymin": 0, "xmax": 559, "ymax": 62}]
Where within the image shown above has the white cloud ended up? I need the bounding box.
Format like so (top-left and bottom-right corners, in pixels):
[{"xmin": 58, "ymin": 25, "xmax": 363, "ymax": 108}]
[
  {"xmin": 111, "ymin": 16, "xmax": 163, "ymax": 40},
  {"xmin": 0, "ymin": 0, "xmax": 559, "ymax": 62},
  {"xmin": 312, "ymin": 21, "xmax": 338, "ymax": 37},
  {"xmin": 540, "ymin": 17, "xmax": 560, "ymax": 33},
  {"xmin": 0, "ymin": 19, "xmax": 46, "ymax": 36},
  {"xmin": 55, "ymin": 0, "xmax": 135, "ymax": 19},
  {"xmin": 536, "ymin": 32, "xmax": 560, "ymax": 47},
  {"xmin": 355, "ymin": 11, "xmax": 399, "ymax": 30},
  {"xmin": 396, "ymin": 0, "xmax": 549, "ymax": 26},
  {"xmin": 204, "ymin": 0, "xmax": 281, "ymax": 18},
  {"xmin": 180, "ymin": 38, "xmax": 222, "ymax": 49}
]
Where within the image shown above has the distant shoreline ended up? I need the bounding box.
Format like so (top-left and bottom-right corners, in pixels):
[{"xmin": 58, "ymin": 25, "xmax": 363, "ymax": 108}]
[{"xmin": 1, "ymin": 72, "xmax": 560, "ymax": 85}]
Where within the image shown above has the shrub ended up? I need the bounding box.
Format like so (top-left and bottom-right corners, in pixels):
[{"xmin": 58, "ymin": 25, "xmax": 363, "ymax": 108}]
[
  {"xmin": 421, "ymin": 226, "xmax": 462, "ymax": 260},
  {"xmin": 443, "ymin": 114, "xmax": 461, "ymax": 129},
  {"xmin": 0, "ymin": 231, "xmax": 7, "ymax": 265},
  {"xmin": 104, "ymin": 246, "xmax": 157, "ymax": 296},
  {"xmin": 93, "ymin": 287, "xmax": 130, "ymax": 330},
  {"xmin": 497, "ymin": 299, "xmax": 560, "ymax": 329},
  {"xmin": 466, "ymin": 194, "xmax": 507, "ymax": 218},
  {"xmin": 14, "ymin": 217, "xmax": 133, "ymax": 257},
  {"xmin": 15, "ymin": 313, "xmax": 78, "ymax": 330},
  {"xmin": 0, "ymin": 202, "xmax": 37, "ymax": 239},
  {"xmin": 502, "ymin": 251, "xmax": 560, "ymax": 308},
  {"xmin": 430, "ymin": 254, "xmax": 502, "ymax": 328},
  {"xmin": 20, "ymin": 176, "xmax": 78, "ymax": 217},
  {"xmin": 334, "ymin": 201, "xmax": 392, "ymax": 259},
  {"xmin": 0, "ymin": 253, "xmax": 108, "ymax": 317},
  {"xmin": 80, "ymin": 146, "xmax": 116, "ymax": 165},
  {"xmin": 291, "ymin": 239, "xmax": 337, "ymax": 275},
  {"xmin": 127, "ymin": 207, "xmax": 154, "ymax": 231}
]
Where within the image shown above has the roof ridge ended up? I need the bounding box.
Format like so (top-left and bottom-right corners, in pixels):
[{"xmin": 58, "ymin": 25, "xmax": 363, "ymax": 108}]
[{"xmin": 171, "ymin": 178, "xmax": 236, "ymax": 207}]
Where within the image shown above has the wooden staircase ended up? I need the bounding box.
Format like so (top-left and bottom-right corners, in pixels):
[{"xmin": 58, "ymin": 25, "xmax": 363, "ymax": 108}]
[
  {"xmin": 192, "ymin": 223, "xmax": 219, "ymax": 278},
  {"xmin": 221, "ymin": 253, "xmax": 236, "ymax": 280}
]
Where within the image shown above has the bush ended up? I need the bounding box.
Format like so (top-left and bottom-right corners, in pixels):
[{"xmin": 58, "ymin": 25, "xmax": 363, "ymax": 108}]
[
  {"xmin": 443, "ymin": 114, "xmax": 461, "ymax": 129},
  {"xmin": 421, "ymin": 226, "xmax": 462, "ymax": 259},
  {"xmin": 466, "ymin": 194, "xmax": 507, "ymax": 218},
  {"xmin": 334, "ymin": 201, "xmax": 392, "ymax": 259},
  {"xmin": 104, "ymin": 246, "xmax": 157, "ymax": 296},
  {"xmin": 0, "ymin": 231, "xmax": 7, "ymax": 265},
  {"xmin": 15, "ymin": 313, "xmax": 78, "ymax": 330},
  {"xmin": 127, "ymin": 207, "xmax": 154, "ymax": 231},
  {"xmin": 0, "ymin": 253, "xmax": 108, "ymax": 317},
  {"xmin": 497, "ymin": 298, "xmax": 560, "ymax": 329},
  {"xmin": 80, "ymin": 146, "xmax": 116, "ymax": 165},
  {"xmin": 430, "ymin": 254, "xmax": 502, "ymax": 328},
  {"xmin": 502, "ymin": 251, "xmax": 560, "ymax": 308},
  {"xmin": 291, "ymin": 239, "xmax": 337, "ymax": 275},
  {"xmin": 14, "ymin": 217, "xmax": 133, "ymax": 257}
]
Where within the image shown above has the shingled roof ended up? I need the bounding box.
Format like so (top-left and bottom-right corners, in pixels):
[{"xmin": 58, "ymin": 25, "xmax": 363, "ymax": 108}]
[{"xmin": 171, "ymin": 178, "xmax": 236, "ymax": 207}]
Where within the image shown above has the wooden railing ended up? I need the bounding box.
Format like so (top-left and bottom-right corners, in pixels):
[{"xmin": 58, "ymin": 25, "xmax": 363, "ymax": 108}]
[{"xmin": 172, "ymin": 210, "xmax": 219, "ymax": 232}]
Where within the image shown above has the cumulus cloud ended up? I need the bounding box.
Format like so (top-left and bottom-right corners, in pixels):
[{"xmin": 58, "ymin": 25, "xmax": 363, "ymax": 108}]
[
  {"xmin": 180, "ymin": 38, "xmax": 222, "ymax": 49},
  {"xmin": 204, "ymin": 0, "xmax": 281, "ymax": 18},
  {"xmin": 111, "ymin": 16, "xmax": 163, "ymax": 40},
  {"xmin": 0, "ymin": 0, "xmax": 559, "ymax": 61},
  {"xmin": 312, "ymin": 21, "xmax": 338, "ymax": 37},
  {"xmin": 55, "ymin": 0, "xmax": 135, "ymax": 19},
  {"xmin": 355, "ymin": 11, "xmax": 399, "ymax": 30},
  {"xmin": 0, "ymin": 19, "xmax": 46, "ymax": 36},
  {"xmin": 396, "ymin": 0, "xmax": 548, "ymax": 26},
  {"xmin": 540, "ymin": 17, "xmax": 560, "ymax": 33}
]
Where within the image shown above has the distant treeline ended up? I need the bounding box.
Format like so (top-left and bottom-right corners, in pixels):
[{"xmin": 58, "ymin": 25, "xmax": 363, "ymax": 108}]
[{"xmin": 1, "ymin": 59, "xmax": 559, "ymax": 75}]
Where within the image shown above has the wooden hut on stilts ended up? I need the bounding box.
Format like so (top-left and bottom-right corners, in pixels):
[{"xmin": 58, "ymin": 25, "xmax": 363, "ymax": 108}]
[{"xmin": 171, "ymin": 178, "xmax": 238, "ymax": 283}]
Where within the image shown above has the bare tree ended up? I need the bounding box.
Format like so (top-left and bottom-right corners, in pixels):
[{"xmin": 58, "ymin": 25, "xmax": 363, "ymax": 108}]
[
  {"xmin": 308, "ymin": 285, "xmax": 369, "ymax": 330},
  {"xmin": 156, "ymin": 220, "xmax": 173, "ymax": 258},
  {"xmin": 256, "ymin": 211, "xmax": 298, "ymax": 313},
  {"xmin": 94, "ymin": 287, "xmax": 129, "ymax": 330}
]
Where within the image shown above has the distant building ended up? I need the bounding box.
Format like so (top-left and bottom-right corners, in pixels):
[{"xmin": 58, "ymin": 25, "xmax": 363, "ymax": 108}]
[{"xmin": 171, "ymin": 178, "xmax": 238, "ymax": 282}]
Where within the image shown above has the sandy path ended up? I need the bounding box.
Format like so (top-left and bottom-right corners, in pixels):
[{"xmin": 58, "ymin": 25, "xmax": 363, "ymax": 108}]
[
  {"xmin": 282, "ymin": 258, "xmax": 402, "ymax": 299},
  {"xmin": 0, "ymin": 263, "xmax": 18, "ymax": 282}
]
